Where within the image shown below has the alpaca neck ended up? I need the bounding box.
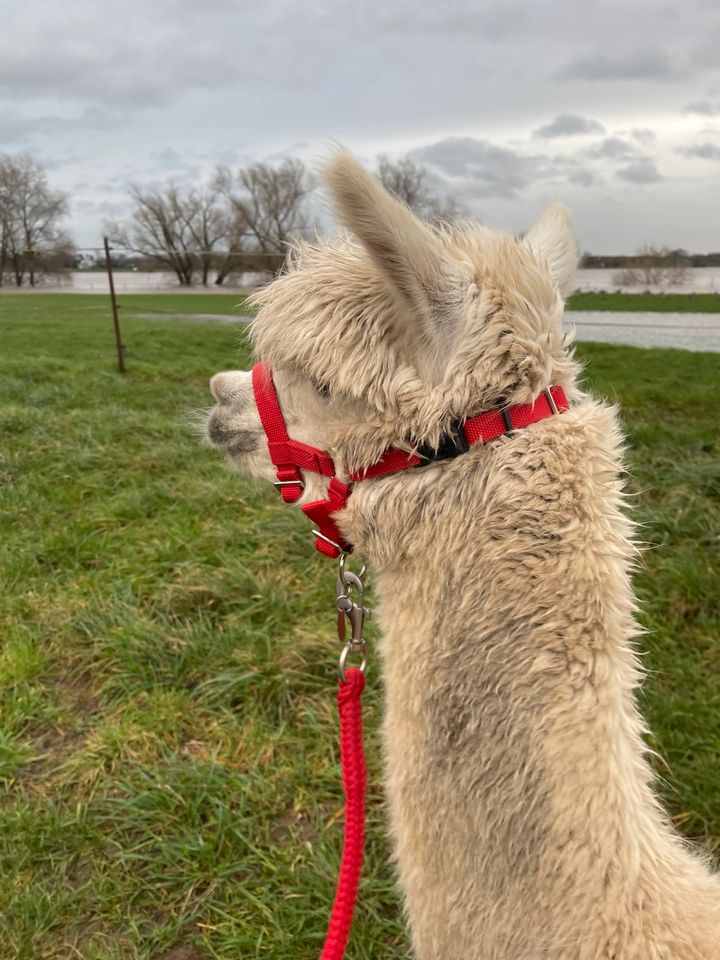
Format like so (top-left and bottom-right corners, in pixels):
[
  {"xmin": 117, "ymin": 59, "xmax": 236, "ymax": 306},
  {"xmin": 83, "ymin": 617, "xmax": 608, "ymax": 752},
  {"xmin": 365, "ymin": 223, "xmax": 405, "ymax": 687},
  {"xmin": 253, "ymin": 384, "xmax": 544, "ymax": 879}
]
[{"xmin": 341, "ymin": 402, "xmax": 719, "ymax": 957}]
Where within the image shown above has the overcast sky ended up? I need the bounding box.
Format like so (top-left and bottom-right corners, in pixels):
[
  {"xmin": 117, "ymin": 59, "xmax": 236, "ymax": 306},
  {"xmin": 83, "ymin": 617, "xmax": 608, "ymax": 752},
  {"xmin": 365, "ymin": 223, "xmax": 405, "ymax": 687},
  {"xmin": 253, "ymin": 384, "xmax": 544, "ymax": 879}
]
[{"xmin": 2, "ymin": 0, "xmax": 719, "ymax": 253}]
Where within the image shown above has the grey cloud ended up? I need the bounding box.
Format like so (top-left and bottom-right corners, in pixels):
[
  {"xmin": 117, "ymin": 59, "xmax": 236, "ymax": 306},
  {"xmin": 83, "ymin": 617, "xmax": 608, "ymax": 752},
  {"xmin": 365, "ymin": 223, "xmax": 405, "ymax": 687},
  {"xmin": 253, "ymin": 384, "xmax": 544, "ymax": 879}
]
[
  {"xmin": 409, "ymin": 137, "xmax": 537, "ymax": 198},
  {"xmin": 587, "ymin": 137, "xmax": 636, "ymax": 160},
  {"xmin": 151, "ymin": 147, "xmax": 185, "ymax": 167},
  {"xmin": 148, "ymin": 147, "xmax": 202, "ymax": 180},
  {"xmin": 685, "ymin": 100, "xmax": 720, "ymax": 116},
  {"xmin": 553, "ymin": 52, "xmax": 682, "ymax": 82},
  {"xmin": 616, "ymin": 158, "xmax": 663, "ymax": 183},
  {"xmin": 367, "ymin": 2, "xmax": 547, "ymax": 43},
  {"xmin": 93, "ymin": 200, "xmax": 133, "ymax": 216},
  {"xmin": 93, "ymin": 179, "xmax": 133, "ymax": 195},
  {"xmin": 678, "ymin": 142, "xmax": 720, "ymax": 160},
  {"xmin": 567, "ymin": 168, "xmax": 595, "ymax": 187},
  {"xmin": 0, "ymin": 106, "xmax": 115, "ymax": 144},
  {"xmin": 35, "ymin": 152, "xmax": 86, "ymax": 171},
  {"xmin": 631, "ymin": 128, "xmax": 656, "ymax": 143},
  {"xmin": 210, "ymin": 149, "xmax": 243, "ymax": 166},
  {"xmin": 0, "ymin": 6, "xmax": 245, "ymax": 108},
  {"xmin": 407, "ymin": 137, "xmax": 600, "ymax": 202},
  {"xmin": 532, "ymin": 114, "xmax": 605, "ymax": 138}
]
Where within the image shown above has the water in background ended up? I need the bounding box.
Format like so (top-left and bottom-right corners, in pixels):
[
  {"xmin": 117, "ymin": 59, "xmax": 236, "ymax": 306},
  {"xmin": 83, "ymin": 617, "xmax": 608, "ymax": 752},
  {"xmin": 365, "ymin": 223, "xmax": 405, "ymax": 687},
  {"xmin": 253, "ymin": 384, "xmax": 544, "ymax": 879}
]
[
  {"xmin": 572, "ymin": 267, "xmax": 720, "ymax": 294},
  {"xmin": 25, "ymin": 267, "xmax": 720, "ymax": 294}
]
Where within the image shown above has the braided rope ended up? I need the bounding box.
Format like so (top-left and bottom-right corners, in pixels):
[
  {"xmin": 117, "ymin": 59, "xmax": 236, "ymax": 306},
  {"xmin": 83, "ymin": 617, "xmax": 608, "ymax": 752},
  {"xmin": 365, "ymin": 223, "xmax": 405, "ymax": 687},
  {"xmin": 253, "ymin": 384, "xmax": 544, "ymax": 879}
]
[{"xmin": 320, "ymin": 668, "xmax": 367, "ymax": 960}]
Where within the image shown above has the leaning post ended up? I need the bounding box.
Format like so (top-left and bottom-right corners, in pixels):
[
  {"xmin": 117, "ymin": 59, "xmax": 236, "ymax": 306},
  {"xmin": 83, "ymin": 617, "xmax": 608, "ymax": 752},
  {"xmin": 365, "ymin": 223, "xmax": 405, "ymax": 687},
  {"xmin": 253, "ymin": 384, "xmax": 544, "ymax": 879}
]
[{"xmin": 103, "ymin": 236, "xmax": 125, "ymax": 373}]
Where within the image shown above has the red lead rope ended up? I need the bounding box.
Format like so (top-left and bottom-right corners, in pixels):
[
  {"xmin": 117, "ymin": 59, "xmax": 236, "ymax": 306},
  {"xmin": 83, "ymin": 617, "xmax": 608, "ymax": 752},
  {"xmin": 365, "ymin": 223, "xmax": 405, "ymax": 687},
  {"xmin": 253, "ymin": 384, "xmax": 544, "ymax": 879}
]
[{"xmin": 320, "ymin": 668, "xmax": 367, "ymax": 960}]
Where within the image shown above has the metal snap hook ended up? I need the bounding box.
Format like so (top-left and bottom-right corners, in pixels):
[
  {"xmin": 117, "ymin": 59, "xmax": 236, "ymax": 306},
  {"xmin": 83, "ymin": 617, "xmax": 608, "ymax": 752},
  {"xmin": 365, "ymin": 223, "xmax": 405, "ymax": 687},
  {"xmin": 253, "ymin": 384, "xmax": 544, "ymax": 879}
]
[{"xmin": 336, "ymin": 555, "xmax": 370, "ymax": 680}]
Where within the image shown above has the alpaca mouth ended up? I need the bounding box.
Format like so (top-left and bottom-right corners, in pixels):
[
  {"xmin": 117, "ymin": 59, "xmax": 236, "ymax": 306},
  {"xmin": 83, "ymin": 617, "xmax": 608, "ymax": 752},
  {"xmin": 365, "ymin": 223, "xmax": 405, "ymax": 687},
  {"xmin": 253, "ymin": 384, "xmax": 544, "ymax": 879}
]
[{"xmin": 206, "ymin": 412, "xmax": 259, "ymax": 454}]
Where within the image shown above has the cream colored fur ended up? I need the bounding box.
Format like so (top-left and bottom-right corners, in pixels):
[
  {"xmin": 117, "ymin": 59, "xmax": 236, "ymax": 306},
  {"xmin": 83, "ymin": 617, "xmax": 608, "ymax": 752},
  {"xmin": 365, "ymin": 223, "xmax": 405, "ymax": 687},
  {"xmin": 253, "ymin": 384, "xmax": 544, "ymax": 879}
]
[{"xmin": 206, "ymin": 151, "xmax": 720, "ymax": 959}]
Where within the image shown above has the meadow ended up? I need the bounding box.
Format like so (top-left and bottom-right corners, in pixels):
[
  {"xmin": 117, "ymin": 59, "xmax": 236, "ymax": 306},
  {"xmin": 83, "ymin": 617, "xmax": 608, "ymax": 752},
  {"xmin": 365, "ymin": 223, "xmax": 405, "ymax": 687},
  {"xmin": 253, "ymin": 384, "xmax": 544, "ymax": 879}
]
[
  {"xmin": 1, "ymin": 293, "xmax": 719, "ymax": 959},
  {"xmin": 567, "ymin": 291, "xmax": 720, "ymax": 312}
]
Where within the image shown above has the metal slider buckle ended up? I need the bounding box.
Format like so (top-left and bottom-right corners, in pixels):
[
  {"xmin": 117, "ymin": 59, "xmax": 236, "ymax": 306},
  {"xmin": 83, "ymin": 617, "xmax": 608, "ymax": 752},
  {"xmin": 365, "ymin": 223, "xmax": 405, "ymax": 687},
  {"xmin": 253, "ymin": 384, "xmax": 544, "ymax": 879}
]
[
  {"xmin": 312, "ymin": 529, "xmax": 349, "ymax": 554},
  {"xmin": 500, "ymin": 406, "xmax": 514, "ymax": 434},
  {"xmin": 544, "ymin": 388, "xmax": 559, "ymax": 415},
  {"xmin": 273, "ymin": 479, "xmax": 305, "ymax": 491}
]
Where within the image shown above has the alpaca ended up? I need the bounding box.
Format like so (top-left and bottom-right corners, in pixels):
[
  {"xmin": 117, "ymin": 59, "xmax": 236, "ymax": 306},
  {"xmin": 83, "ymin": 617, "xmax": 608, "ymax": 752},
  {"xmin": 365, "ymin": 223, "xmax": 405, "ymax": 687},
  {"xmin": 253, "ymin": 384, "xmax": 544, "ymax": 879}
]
[{"xmin": 205, "ymin": 152, "xmax": 720, "ymax": 959}]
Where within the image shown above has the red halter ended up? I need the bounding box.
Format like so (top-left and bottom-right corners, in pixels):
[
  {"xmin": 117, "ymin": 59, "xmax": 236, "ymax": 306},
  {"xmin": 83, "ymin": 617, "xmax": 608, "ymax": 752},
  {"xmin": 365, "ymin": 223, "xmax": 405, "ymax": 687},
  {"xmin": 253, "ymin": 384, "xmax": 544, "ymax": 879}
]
[{"xmin": 251, "ymin": 360, "xmax": 569, "ymax": 559}]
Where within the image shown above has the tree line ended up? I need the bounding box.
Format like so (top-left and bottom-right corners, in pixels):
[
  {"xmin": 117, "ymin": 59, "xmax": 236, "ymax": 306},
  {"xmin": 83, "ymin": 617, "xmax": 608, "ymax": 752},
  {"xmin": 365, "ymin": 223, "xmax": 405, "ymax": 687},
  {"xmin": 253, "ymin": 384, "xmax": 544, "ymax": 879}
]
[
  {"xmin": 0, "ymin": 154, "xmax": 73, "ymax": 287},
  {"xmin": 104, "ymin": 155, "xmax": 466, "ymax": 286},
  {"xmin": 2, "ymin": 150, "xmax": 718, "ymax": 288},
  {"xmin": 0, "ymin": 151, "xmax": 466, "ymax": 288},
  {"xmin": 106, "ymin": 158, "xmax": 312, "ymax": 286}
]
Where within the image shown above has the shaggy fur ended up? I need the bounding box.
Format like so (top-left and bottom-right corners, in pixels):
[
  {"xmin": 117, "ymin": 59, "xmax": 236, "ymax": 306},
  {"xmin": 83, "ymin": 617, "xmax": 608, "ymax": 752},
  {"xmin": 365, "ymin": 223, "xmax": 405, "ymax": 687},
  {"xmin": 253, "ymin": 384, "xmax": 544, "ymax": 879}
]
[{"xmin": 206, "ymin": 151, "xmax": 720, "ymax": 958}]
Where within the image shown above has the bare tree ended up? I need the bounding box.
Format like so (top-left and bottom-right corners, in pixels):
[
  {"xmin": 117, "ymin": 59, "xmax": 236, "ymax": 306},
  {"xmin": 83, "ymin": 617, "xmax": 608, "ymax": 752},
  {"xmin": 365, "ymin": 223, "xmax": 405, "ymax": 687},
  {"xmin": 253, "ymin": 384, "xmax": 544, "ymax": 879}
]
[
  {"xmin": 109, "ymin": 169, "xmax": 303, "ymax": 286},
  {"xmin": 214, "ymin": 158, "xmax": 312, "ymax": 258},
  {"xmin": 108, "ymin": 184, "xmax": 235, "ymax": 286},
  {"xmin": 211, "ymin": 205, "xmax": 251, "ymax": 286},
  {"xmin": 0, "ymin": 154, "xmax": 72, "ymax": 287},
  {"xmin": 376, "ymin": 155, "xmax": 467, "ymax": 224},
  {"xmin": 182, "ymin": 188, "xmax": 229, "ymax": 286},
  {"xmin": 613, "ymin": 244, "xmax": 691, "ymax": 289}
]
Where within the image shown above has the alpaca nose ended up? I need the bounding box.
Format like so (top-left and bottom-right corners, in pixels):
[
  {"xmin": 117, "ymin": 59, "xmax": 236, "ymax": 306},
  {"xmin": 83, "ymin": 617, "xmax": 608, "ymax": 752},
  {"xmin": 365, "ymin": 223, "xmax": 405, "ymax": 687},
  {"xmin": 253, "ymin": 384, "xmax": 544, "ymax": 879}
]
[{"xmin": 209, "ymin": 371, "xmax": 249, "ymax": 404}]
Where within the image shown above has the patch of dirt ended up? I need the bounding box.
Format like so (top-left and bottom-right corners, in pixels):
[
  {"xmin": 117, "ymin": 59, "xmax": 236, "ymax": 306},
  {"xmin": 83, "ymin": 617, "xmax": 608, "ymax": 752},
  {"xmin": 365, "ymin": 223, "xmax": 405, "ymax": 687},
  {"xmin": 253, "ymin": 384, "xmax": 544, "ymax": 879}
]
[
  {"xmin": 161, "ymin": 583, "xmax": 228, "ymax": 619},
  {"xmin": 11, "ymin": 670, "xmax": 99, "ymax": 789},
  {"xmin": 270, "ymin": 807, "xmax": 320, "ymax": 846},
  {"xmin": 159, "ymin": 946, "xmax": 209, "ymax": 960}
]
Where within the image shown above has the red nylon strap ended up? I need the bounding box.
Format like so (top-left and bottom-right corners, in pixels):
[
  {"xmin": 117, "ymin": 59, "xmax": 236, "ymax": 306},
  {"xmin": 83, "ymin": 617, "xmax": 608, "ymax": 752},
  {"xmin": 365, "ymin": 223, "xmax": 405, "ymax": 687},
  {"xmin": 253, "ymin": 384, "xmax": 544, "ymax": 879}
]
[
  {"xmin": 349, "ymin": 386, "xmax": 569, "ymax": 482},
  {"xmin": 320, "ymin": 668, "xmax": 367, "ymax": 960},
  {"xmin": 464, "ymin": 384, "xmax": 568, "ymax": 443},
  {"xmin": 348, "ymin": 446, "xmax": 422, "ymax": 482},
  {"xmin": 302, "ymin": 477, "xmax": 353, "ymax": 559},
  {"xmin": 252, "ymin": 362, "xmax": 306, "ymax": 502},
  {"xmin": 267, "ymin": 439, "xmax": 336, "ymax": 477},
  {"xmin": 252, "ymin": 361, "xmax": 568, "ymax": 554}
]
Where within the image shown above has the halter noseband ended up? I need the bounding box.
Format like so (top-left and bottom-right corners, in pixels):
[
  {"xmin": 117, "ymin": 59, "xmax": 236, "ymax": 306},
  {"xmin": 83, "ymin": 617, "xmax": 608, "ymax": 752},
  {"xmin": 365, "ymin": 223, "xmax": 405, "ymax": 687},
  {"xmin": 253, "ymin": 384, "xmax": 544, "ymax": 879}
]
[{"xmin": 251, "ymin": 360, "xmax": 569, "ymax": 559}]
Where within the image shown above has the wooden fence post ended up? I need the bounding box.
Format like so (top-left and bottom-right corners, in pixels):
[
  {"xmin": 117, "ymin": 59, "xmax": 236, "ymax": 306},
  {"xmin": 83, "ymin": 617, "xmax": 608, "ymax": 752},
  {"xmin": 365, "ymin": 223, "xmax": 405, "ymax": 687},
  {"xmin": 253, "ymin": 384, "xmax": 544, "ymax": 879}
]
[{"xmin": 103, "ymin": 237, "xmax": 125, "ymax": 373}]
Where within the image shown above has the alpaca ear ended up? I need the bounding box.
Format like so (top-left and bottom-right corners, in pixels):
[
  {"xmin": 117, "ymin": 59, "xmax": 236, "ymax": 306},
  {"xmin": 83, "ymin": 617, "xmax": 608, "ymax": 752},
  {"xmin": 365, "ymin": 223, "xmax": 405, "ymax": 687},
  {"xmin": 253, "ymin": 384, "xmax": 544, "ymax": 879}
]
[
  {"xmin": 523, "ymin": 204, "xmax": 577, "ymax": 298},
  {"xmin": 324, "ymin": 150, "xmax": 449, "ymax": 319}
]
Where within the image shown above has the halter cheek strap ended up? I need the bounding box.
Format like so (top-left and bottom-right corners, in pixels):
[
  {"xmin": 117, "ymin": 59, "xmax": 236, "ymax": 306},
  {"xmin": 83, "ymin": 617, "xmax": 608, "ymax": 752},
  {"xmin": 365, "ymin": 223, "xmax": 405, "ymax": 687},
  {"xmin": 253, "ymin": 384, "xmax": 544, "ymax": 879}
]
[
  {"xmin": 251, "ymin": 362, "xmax": 352, "ymax": 555},
  {"xmin": 251, "ymin": 360, "xmax": 570, "ymax": 559},
  {"xmin": 252, "ymin": 362, "xmax": 336, "ymax": 501}
]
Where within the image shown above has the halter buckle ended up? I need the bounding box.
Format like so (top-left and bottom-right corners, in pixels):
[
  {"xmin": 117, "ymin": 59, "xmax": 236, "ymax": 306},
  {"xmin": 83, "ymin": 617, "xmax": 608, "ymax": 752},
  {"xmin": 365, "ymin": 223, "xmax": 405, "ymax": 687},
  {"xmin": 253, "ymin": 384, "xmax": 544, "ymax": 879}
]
[
  {"xmin": 313, "ymin": 529, "xmax": 347, "ymax": 554},
  {"xmin": 273, "ymin": 479, "xmax": 305, "ymax": 491},
  {"xmin": 414, "ymin": 419, "xmax": 469, "ymax": 463},
  {"xmin": 544, "ymin": 387, "xmax": 560, "ymax": 415},
  {"xmin": 273, "ymin": 474, "xmax": 305, "ymax": 503}
]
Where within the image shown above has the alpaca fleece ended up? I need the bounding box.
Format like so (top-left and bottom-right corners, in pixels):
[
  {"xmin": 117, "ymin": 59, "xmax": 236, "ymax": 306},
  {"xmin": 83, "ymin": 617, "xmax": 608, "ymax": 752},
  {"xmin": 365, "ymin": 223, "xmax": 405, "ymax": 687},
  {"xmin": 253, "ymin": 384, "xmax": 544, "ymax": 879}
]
[{"xmin": 206, "ymin": 151, "xmax": 720, "ymax": 959}]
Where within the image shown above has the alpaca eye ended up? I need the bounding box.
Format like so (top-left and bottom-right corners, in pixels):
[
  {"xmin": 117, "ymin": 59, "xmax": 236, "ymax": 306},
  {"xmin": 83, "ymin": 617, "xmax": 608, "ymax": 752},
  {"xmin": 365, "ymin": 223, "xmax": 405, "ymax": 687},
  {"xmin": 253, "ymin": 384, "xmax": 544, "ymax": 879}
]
[{"xmin": 311, "ymin": 378, "xmax": 332, "ymax": 399}]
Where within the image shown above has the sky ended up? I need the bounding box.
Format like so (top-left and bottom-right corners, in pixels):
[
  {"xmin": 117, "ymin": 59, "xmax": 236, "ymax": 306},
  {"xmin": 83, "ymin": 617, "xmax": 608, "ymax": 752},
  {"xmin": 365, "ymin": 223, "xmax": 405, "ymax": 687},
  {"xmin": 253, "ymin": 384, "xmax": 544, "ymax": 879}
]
[{"xmin": 1, "ymin": 0, "xmax": 719, "ymax": 254}]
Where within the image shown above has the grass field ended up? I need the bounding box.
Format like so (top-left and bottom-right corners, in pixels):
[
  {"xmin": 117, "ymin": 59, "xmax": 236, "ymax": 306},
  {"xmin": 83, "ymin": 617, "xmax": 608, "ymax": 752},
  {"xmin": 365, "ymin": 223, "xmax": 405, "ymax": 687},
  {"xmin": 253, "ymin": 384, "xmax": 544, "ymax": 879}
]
[
  {"xmin": 1, "ymin": 293, "xmax": 719, "ymax": 960},
  {"xmin": 566, "ymin": 291, "xmax": 720, "ymax": 312}
]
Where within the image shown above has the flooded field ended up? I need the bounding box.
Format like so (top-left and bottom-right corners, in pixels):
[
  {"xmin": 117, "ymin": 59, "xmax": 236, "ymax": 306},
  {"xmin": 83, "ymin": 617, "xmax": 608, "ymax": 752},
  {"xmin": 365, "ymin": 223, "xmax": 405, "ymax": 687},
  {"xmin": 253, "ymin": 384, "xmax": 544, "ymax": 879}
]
[
  {"xmin": 132, "ymin": 307, "xmax": 720, "ymax": 352},
  {"xmin": 58, "ymin": 271, "xmax": 265, "ymax": 292},
  {"xmin": 11, "ymin": 267, "xmax": 720, "ymax": 295},
  {"xmin": 565, "ymin": 311, "xmax": 720, "ymax": 352},
  {"xmin": 572, "ymin": 267, "xmax": 720, "ymax": 295}
]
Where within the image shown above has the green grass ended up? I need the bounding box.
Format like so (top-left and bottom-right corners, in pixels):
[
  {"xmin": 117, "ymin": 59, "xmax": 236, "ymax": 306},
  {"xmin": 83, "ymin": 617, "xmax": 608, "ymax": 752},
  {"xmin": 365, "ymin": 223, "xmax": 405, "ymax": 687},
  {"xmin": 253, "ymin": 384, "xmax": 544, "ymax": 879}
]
[
  {"xmin": 1, "ymin": 293, "xmax": 719, "ymax": 959},
  {"xmin": 568, "ymin": 291, "xmax": 720, "ymax": 312}
]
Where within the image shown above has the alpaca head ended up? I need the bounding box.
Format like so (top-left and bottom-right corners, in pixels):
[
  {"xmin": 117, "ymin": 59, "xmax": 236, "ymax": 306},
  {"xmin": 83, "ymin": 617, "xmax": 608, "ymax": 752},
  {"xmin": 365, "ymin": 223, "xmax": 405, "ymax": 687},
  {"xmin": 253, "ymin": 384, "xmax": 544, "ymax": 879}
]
[{"xmin": 207, "ymin": 151, "xmax": 579, "ymax": 498}]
